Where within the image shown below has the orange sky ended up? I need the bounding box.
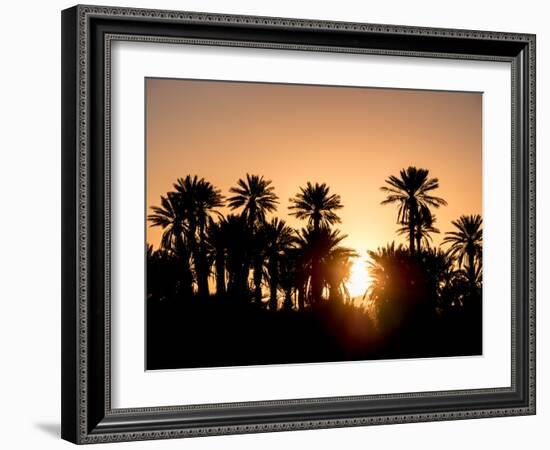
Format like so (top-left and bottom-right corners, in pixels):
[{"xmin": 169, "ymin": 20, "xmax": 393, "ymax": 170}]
[{"xmin": 146, "ymin": 78, "xmax": 481, "ymax": 261}]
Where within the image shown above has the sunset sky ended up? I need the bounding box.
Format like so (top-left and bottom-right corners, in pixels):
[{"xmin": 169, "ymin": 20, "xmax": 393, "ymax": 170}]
[{"xmin": 146, "ymin": 78, "xmax": 481, "ymax": 295}]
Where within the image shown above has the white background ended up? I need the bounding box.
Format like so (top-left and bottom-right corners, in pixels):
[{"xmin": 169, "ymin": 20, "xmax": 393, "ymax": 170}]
[
  {"xmin": 0, "ymin": 0, "xmax": 546, "ymax": 449},
  {"xmin": 112, "ymin": 42, "xmax": 511, "ymax": 408}
]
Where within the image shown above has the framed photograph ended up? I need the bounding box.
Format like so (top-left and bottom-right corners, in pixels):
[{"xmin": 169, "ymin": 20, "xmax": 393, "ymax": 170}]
[{"xmin": 61, "ymin": 5, "xmax": 536, "ymax": 444}]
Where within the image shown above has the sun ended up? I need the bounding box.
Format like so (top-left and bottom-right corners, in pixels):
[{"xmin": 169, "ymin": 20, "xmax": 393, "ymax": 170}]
[{"xmin": 346, "ymin": 256, "xmax": 371, "ymax": 299}]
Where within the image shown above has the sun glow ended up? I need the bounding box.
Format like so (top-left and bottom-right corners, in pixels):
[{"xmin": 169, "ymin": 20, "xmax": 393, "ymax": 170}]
[{"xmin": 346, "ymin": 255, "xmax": 371, "ymax": 299}]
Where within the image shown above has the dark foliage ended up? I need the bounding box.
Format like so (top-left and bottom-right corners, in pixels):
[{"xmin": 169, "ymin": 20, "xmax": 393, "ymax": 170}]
[{"xmin": 146, "ymin": 170, "xmax": 482, "ymax": 369}]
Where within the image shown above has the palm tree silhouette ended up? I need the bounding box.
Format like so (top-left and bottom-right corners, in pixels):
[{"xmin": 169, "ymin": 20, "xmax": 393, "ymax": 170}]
[
  {"xmin": 223, "ymin": 214, "xmax": 252, "ymax": 298},
  {"xmin": 287, "ymin": 243, "xmax": 309, "ymax": 311},
  {"xmin": 206, "ymin": 217, "xmax": 228, "ymax": 297},
  {"xmin": 397, "ymin": 209, "xmax": 440, "ymax": 252},
  {"xmin": 323, "ymin": 247, "xmax": 357, "ymax": 303},
  {"xmin": 278, "ymin": 248, "xmax": 299, "ymax": 311},
  {"xmin": 146, "ymin": 244, "xmax": 180, "ymax": 302},
  {"xmin": 148, "ymin": 192, "xmax": 185, "ymax": 251},
  {"xmin": 228, "ymin": 174, "xmax": 279, "ymax": 300},
  {"xmin": 294, "ymin": 225, "xmax": 352, "ymax": 304},
  {"xmin": 263, "ymin": 218, "xmax": 295, "ymax": 310},
  {"xmin": 367, "ymin": 242, "xmax": 439, "ymax": 330},
  {"xmin": 227, "ymin": 174, "xmax": 279, "ymax": 227},
  {"xmin": 381, "ymin": 167, "xmax": 447, "ymax": 255},
  {"xmin": 366, "ymin": 242, "xmax": 407, "ymax": 302},
  {"xmin": 174, "ymin": 175, "xmax": 224, "ymax": 298},
  {"xmin": 442, "ymin": 214, "xmax": 482, "ymax": 289},
  {"xmin": 429, "ymin": 248, "xmax": 461, "ymax": 309},
  {"xmin": 148, "ymin": 192, "xmax": 194, "ymax": 298},
  {"xmin": 146, "ymin": 172, "xmax": 485, "ymax": 368},
  {"xmin": 289, "ymin": 183, "xmax": 343, "ymax": 303},
  {"xmin": 288, "ymin": 182, "xmax": 343, "ymax": 232},
  {"xmin": 250, "ymin": 225, "xmax": 269, "ymax": 304}
]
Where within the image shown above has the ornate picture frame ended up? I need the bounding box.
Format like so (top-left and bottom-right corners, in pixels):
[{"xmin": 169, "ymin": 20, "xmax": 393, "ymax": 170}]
[{"xmin": 61, "ymin": 5, "xmax": 535, "ymax": 444}]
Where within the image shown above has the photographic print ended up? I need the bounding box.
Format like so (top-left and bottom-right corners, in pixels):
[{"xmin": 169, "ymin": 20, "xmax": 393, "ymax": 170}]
[
  {"xmin": 61, "ymin": 8, "xmax": 535, "ymax": 442},
  {"xmin": 145, "ymin": 78, "xmax": 483, "ymax": 370}
]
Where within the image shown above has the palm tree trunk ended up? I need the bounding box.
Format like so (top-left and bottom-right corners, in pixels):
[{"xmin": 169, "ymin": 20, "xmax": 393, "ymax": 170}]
[
  {"xmin": 196, "ymin": 224, "xmax": 210, "ymax": 299},
  {"xmin": 311, "ymin": 218, "xmax": 323, "ymax": 303},
  {"xmin": 408, "ymin": 220, "xmax": 415, "ymax": 255},
  {"xmin": 179, "ymin": 256, "xmax": 194, "ymax": 299},
  {"xmin": 311, "ymin": 259, "xmax": 322, "ymax": 303},
  {"xmin": 268, "ymin": 257, "xmax": 278, "ymax": 311},
  {"xmin": 408, "ymin": 202, "xmax": 417, "ymax": 255},
  {"xmin": 240, "ymin": 254, "xmax": 250, "ymax": 299},
  {"xmin": 215, "ymin": 253, "xmax": 225, "ymax": 296},
  {"xmin": 227, "ymin": 257, "xmax": 237, "ymax": 296},
  {"xmin": 253, "ymin": 255, "xmax": 263, "ymax": 304},
  {"xmin": 175, "ymin": 233, "xmax": 193, "ymax": 299},
  {"xmin": 468, "ymin": 250, "xmax": 476, "ymax": 289},
  {"xmin": 186, "ymin": 221, "xmax": 201, "ymax": 297}
]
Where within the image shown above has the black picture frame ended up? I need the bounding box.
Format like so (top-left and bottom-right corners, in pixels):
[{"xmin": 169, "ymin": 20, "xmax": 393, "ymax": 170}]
[{"xmin": 61, "ymin": 4, "xmax": 536, "ymax": 444}]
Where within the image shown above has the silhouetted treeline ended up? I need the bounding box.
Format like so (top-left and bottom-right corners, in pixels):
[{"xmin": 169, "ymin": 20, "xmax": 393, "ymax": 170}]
[{"xmin": 146, "ymin": 167, "xmax": 482, "ymax": 369}]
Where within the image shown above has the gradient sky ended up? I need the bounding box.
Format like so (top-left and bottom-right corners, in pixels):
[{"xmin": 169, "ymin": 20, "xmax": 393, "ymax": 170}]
[{"xmin": 146, "ymin": 78, "xmax": 481, "ymax": 263}]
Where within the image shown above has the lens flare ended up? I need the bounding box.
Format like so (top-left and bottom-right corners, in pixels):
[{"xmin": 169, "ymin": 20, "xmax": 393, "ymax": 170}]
[{"xmin": 346, "ymin": 256, "xmax": 370, "ymax": 299}]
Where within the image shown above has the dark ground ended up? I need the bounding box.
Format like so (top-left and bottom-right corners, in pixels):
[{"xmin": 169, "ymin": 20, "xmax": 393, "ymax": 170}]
[{"xmin": 146, "ymin": 297, "xmax": 482, "ymax": 370}]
